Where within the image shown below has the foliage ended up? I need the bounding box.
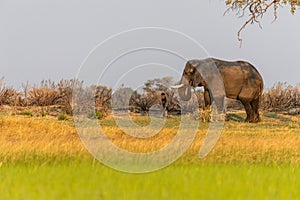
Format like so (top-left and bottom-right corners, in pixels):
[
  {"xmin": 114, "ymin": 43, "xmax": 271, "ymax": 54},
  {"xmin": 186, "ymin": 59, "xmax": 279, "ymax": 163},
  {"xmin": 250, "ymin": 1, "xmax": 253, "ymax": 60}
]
[
  {"xmin": 87, "ymin": 111, "xmax": 103, "ymax": 119},
  {"xmin": 93, "ymin": 85, "xmax": 112, "ymax": 115},
  {"xmin": 41, "ymin": 112, "xmax": 48, "ymax": 117},
  {"xmin": 129, "ymin": 90, "xmax": 157, "ymax": 114},
  {"xmin": 224, "ymin": 0, "xmax": 300, "ymax": 44},
  {"xmin": 1, "ymin": 78, "xmax": 300, "ymax": 116},
  {"xmin": 95, "ymin": 111, "xmax": 103, "ymax": 119},
  {"xmin": 218, "ymin": 82, "xmax": 300, "ymax": 113},
  {"xmin": 20, "ymin": 110, "xmax": 33, "ymax": 117},
  {"xmin": 112, "ymin": 87, "xmax": 134, "ymax": 109},
  {"xmin": 0, "ymin": 78, "xmax": 83, "ymax": 113},
  {"xmin": 57, "ymin": 112, "xmax": 68, "ymax": 121},
  {"xmin": 143, "ymin": 76, "xmax": 173, "ymax": 93},
  {"xmin": 261, "ymin": 82, "xmax": 300, "ymax": 112},
  {"xmin": 130, "ymin": 77, "xmax": 181, "ymax": 114},
  {"xmin": 0, "ymin": 79, "xmax": 112, "ymax": 116},
  {"xmin": 0, "ymin": 78, "xmax": 22, "ymax": 106}
]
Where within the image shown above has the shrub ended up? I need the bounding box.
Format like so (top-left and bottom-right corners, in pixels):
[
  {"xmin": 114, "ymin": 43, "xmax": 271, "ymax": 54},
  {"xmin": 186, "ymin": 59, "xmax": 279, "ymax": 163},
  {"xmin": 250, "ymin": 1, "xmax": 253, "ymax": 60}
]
[
  {"xmin": 57, "ymin": 112, "xmax": 68, "ymax": 121},
  {"xmin": 95, "ymin": 112, "xmax": 103, "ymax": 119},
  {"xmin": 21, "ymin": 110, "xmax": 33, "ymax": 117},
  {"xmin": 2, "ymin": 77, "xmax": 300, "ymax": 116},
  {"xmin": 42, "ymin": 112, "xmax": 48, "ymax": 117},
  {"xmin": 87, "ymin": 111, "xmax": 103, "ymax": 120},
  {"xmin": 261, "ymin": 82, "xmax": 300, "ymax": 111}
]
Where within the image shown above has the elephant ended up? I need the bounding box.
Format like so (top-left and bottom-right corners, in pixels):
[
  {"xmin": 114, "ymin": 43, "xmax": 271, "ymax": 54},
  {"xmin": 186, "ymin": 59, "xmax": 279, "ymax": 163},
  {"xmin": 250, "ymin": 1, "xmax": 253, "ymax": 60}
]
[
  {"xmin": 160, "ymin": 92, "xmax": 168, "ymax": 117},
  {"xmin": 154, "ymin": 91, "xmax": 169, "ymax": 117},
  {"xmin": 172, "ymin": 58, "xmax": 264, "ymax": 123}
]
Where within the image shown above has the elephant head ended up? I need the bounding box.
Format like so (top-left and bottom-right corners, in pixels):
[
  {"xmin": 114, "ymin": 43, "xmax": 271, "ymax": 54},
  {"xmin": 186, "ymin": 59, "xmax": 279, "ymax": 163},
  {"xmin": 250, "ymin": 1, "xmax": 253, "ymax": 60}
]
[{"xmin": 172, "ymin": 60, "xmax": 206, "ymax": 101}]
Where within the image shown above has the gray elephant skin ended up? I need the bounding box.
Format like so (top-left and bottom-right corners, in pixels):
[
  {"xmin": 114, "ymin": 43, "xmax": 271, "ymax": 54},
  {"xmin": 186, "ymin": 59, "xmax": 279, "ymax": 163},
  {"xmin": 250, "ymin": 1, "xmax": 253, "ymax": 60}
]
[{"xmin": 173, "ymin": 58, "xmax": 264, "ymax": 123}]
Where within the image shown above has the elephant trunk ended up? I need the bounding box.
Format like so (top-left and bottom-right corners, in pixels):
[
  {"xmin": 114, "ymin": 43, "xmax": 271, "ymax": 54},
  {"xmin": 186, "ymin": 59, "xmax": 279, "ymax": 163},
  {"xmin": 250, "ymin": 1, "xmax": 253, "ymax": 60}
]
[
  {"xmin": 171, "ymin": 77, "xmax": 192, "ymax": 101},
  {"xmin": 178, "ymin": 85, "xmax": 191, "ymax": 101}
]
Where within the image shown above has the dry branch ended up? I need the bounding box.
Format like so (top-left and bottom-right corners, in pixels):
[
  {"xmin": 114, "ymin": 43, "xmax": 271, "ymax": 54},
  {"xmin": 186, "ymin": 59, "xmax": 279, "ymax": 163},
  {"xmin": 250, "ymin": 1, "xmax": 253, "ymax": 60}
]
[{"xmin": 225, "ymin": 0, "xmax": 299, "ymax": 46}]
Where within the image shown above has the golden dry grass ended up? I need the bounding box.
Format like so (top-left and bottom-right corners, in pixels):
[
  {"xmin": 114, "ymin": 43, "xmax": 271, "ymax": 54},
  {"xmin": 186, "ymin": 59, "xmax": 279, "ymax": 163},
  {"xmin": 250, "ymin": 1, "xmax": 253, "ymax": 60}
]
[
  {"xmin": 0, "ymin": 115, "xmax": 87, "ymax": 163},
  {"xmin": 0, "ymin": 111, "xmax": 299, "ymax": 165}
]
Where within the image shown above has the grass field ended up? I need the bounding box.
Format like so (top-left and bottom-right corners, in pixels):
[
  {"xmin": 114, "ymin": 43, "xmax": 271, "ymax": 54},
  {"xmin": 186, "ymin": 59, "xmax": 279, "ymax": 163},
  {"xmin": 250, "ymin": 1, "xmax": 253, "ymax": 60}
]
[{"xmin": 0, "ymin": 112, "xmax": 300, "ymax": 199}]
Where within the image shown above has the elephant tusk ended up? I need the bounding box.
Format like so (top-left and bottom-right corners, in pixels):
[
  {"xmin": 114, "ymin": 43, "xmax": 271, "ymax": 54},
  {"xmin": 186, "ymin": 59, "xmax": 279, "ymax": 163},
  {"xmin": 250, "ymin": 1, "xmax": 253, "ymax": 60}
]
[{"xmin": 170, "ymin": 84, "xmax": 185, "ymax": 89}]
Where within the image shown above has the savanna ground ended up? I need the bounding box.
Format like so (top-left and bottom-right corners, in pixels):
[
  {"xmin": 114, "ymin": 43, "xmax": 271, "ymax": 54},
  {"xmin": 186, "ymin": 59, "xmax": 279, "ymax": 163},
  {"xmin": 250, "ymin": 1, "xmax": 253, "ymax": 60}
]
[{"xmin": 0, "ymin": 110, "xmax": 300, "ymax": 200}]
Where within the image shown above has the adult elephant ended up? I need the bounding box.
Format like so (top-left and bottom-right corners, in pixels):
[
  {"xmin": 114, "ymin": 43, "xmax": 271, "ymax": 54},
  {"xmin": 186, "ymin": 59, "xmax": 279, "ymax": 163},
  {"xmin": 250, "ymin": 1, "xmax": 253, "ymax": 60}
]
[{"xmin": 172, "ymin": 58, "xmax": 264, "ymax": 123}]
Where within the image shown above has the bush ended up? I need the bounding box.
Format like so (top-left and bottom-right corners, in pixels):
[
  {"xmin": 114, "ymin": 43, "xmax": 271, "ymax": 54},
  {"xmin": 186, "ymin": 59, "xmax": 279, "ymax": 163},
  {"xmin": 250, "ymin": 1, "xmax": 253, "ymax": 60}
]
[
  {"xmin": 42, "ymin": 112, "xmax": 48, "ymax": 117},
  {"xmin": 95, "ymin": 112, "xmax": 103, "ymax": 119},
  {"xmin": 87, "ymin": 111, "xmax": 103, "ymax": 120},
  {"xmin": 57, "ymin": 112, "xmax": 68, "ymax": 121},
  {"xmin": 261, "ymin": 82, "xmax": 300, "ymax": 111},
  {"xmin": 1, "ymin": 77, "xmax": 300, "ymax": 116},
  {"xmin": 21, "ymin": 110, "xmax": 33, "ymax": 117}
]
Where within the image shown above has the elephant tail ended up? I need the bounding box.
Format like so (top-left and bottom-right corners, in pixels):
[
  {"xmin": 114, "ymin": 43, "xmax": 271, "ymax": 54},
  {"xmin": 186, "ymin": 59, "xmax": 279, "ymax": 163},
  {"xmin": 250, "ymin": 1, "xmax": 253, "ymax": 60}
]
[
  {"xmin": 257, "ymin": 79, "xmax": 264, "ymax": 109},
  {"xmin": 259, "ymin": 81, "xmax": 264, "ymax": 96}
]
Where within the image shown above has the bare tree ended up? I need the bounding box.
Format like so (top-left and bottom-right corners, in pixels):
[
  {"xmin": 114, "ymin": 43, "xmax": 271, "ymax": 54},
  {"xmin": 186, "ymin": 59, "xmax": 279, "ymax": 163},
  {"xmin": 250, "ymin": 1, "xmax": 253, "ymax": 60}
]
[
  {"xmin": 93, "ymin": 85, "xmax": 112, "ymax": 115},
  {"xmin": 0, "ymin": 77, "xmax": 6, "ymax": 105},
  {"xmin": 112, "ymin": 87, "xmax": 134, "ymax": 110},
  {"xmin": 129, "ymin": 91, "xmax": 157, "ymax": 114},
  {"xmin": 129, "ymin": 77, "xmax": 182, "ymax": 115},
  {"xmin": 224, "ymin": 0, "xmax": 299, "ymax": 45},
  {"xmin": 261, "ymin": 82, "xmax": 300, "ymax": 111},
  {"xmin": 0, "ymin": 78, "xmax": 21, "ymax": 106}
]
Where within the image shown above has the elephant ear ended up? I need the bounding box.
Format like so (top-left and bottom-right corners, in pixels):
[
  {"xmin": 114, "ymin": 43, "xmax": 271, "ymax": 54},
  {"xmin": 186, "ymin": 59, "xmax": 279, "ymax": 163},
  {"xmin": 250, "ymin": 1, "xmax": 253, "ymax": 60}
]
[
  {"xmin": 184, "ymin": 61, "xmax": 198, "ymax": 76},
  {"xmin": 189, "ymin": 67, "xmax": 195, "ymax": 74},
  {"xmin": 188, "ymin": 60, "xmax": 200, "ymax": 68}
]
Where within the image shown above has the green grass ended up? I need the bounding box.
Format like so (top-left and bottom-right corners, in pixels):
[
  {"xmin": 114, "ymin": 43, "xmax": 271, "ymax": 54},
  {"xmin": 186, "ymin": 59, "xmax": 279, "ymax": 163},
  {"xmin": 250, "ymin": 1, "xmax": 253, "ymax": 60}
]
[
  {"xmin": 57, "ymin": 112, "xmax": 68, "ymax": 120},
  {"xmin": 1, "ymin": 112, "xmax": 300, "ymax": 199},
  {"xmin": 0, "ymin": 161, "xmax": 300, "ymax": 200},
  {"xmin": 20, "ymin": 110, "xmax": 33, "ymax": 117}
]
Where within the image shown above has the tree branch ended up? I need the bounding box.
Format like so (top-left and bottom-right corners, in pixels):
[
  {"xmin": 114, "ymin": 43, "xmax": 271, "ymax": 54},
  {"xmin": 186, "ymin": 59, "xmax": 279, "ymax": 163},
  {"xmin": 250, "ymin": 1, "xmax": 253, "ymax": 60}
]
[{"xmin": 224, "ymin": 0, "xmax": 297, "ymax": 46}]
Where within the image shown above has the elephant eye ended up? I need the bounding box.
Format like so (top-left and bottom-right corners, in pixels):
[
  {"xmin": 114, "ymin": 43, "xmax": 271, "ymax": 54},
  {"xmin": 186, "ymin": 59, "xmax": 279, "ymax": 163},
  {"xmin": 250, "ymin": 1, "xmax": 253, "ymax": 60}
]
[
  {"xmin": 186, "ymin": 68, "xmax": 195, "ymax": 75},
  {"xmin": 184, "ymin": 68, "xmax": 195, "ymax": 76},
  {"xmin": 184, "ymin": 68, "xmax": 195, "ymax": 75}
]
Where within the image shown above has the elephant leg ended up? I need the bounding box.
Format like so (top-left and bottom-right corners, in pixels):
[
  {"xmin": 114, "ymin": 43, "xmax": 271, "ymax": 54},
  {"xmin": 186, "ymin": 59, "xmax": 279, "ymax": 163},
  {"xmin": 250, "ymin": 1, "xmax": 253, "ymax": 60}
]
[
  {"xmin": 240, "ymin": 99, "xmax": 254, "ymax": 122},
  {"xmin": 163, "ymin": 108, "xmax": 168, "ymax": 118},
  {"xmin": 204, "ymin": 88, "xmax": 211, "ymax": 109},
  {"xmin": 251, "ymin": 97, "xmax": 260, "ymax": 122}
]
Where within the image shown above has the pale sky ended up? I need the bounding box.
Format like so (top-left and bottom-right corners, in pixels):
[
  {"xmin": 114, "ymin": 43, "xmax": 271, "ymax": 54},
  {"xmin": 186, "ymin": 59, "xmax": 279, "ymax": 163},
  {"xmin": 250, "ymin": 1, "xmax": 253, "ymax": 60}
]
[{"xmin": 1, "ymin": 0, "xmax": 299, "ymax": 89}]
